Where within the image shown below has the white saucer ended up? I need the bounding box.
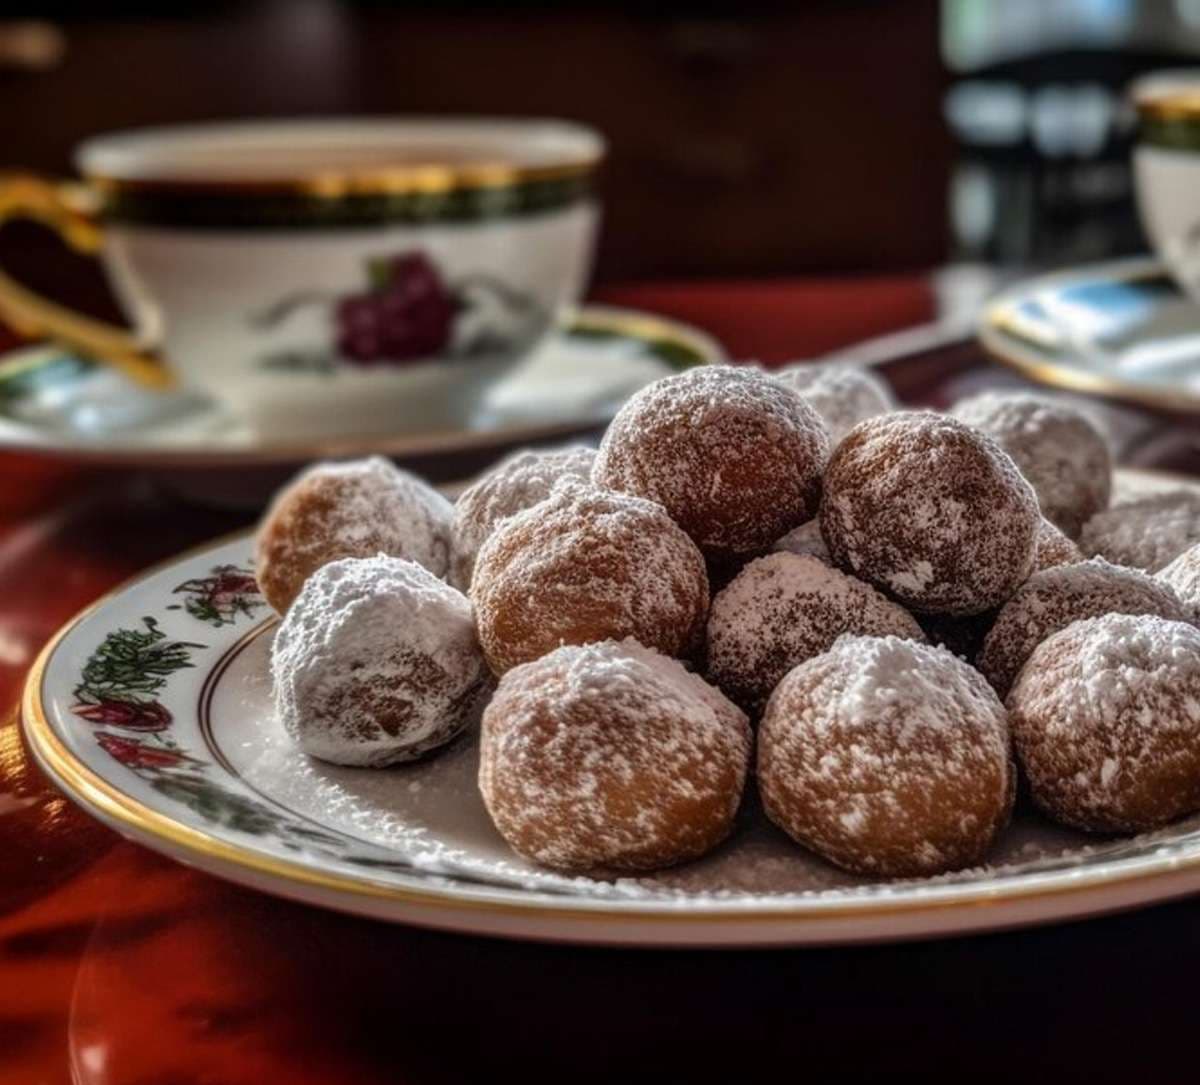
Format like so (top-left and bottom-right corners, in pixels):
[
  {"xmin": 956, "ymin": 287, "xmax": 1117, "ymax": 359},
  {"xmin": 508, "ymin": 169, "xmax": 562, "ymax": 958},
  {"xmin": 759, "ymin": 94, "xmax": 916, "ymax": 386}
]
[
  {"xmin": 0, "ymin": 304, "xmax": 722, "ymax": 468},
  {"xmin": 979, "ymin": 257, "xmax": 1200, "ymax": 414}
]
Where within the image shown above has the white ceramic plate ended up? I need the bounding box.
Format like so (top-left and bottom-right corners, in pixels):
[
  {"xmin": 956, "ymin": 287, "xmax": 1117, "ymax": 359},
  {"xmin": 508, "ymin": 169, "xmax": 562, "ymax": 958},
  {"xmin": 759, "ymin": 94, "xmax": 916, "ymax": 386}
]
[
  {"xmin": 23, "ymin": 468, "xmax": 1200, "ymax": 947},
  {"xmin": 0, "ymin": 304, "xmax": 721, "ymax": 468},
  {"xmin": 979, "ymin": 257, "xmax": 1200, "ymax": 415}
]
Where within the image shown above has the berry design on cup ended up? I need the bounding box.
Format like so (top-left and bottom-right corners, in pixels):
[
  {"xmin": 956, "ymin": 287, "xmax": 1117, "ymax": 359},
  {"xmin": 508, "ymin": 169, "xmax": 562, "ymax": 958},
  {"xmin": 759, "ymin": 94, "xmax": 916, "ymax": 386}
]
[{"xmin": 253, "ymin": 249, "xmax": 547, "ymax": 374}]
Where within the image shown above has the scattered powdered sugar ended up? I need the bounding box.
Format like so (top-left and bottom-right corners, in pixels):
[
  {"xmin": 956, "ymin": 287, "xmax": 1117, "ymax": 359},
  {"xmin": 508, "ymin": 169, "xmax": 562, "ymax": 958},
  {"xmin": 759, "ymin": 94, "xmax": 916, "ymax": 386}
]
[
  {"xmin": 1008, "ymin": 613, "xmax": 1200, "ymax": 832},
  {"xmin": 704, "ymin": 552, "xmax": 925, "ymax": 716},
  {"xmin": 1158, "ymin": 543, "xmax": 1200, "ymax": 622},
  {"xmin": 448, "ymin": 445, "xmax": 595, "ymax": 591},
  {"xmin": 772, "ymin": 362, "xmax": 894, "ymax": 449},
  {"xmin": 1079, "ymin": 489, "xmax": 1200, "ymax": 572},
  {"xmin": 272, "ymin": 554, "xmax": 490, "ymax": 766},
  {"xmin": 478, "ymin": 638, "xmax": 752, "ymax": 871},
  {"xmin": 593, "ymin": 365, "xmax": 829, "ymax": 561},
  {"xmin": 772, "ymin": 518, "xmax": 832, "ymax": 564},
  {"xmin": 256, "ymin": 456, "xmax": 454, "ymax": 613},
  {"xmin": 471, "ymin": 480, "xmax": 708, "ymax": 673},
  {"xmin": 757, "ymin": 634, "xmax": 1012, "ymax": 877},
  {"xmin": 978, "ymin": 558, "xmax": 1190, "ymax": 698},
  {"xmin": 820, "ymin": 411, "xmax": 1040, "ymax": 616},
  {"xmin": 952, "ymin": 391, "xmax": 1112, "ymax": 538}
]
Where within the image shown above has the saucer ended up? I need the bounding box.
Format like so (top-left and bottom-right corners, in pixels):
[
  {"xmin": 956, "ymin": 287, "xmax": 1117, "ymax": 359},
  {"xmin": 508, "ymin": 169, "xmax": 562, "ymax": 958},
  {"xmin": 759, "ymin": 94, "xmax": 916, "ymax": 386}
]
[
  {"xmin": 0, "ymin": 304, "xmax": 722, "ymax": 469},
  {"xmin": 979, "ymin": 257, "xmax": 1200, "ymax": 414}
]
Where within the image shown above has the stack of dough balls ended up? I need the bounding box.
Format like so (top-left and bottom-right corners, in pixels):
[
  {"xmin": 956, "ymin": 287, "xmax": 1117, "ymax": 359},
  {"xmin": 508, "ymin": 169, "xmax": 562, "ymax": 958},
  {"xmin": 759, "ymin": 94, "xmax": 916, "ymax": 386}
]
[{"xmin": 258, "ymin": 361, "xmax": 1200, "ymax": 883}]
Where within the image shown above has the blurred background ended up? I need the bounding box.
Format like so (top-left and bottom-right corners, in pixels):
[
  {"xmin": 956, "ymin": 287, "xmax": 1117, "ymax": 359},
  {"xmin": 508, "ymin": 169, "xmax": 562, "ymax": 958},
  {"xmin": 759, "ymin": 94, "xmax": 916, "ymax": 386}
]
[{"xmin": 2, "ymin": 0, "xmax": 1199, "ymax": 304}]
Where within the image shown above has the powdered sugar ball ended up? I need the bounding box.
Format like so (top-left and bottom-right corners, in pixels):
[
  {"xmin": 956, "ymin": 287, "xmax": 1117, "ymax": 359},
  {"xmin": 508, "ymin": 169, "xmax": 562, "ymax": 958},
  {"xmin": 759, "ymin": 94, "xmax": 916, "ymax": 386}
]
[
  {"xmin": 1008, "ymin": 614, "xmax": 1200, "ymax": 833},
  {"xmin": 705, "ymin": 552, "xmax": 925, "ymax": 716},
  {"xmin": 449, "ymin": 446, "xmax": 595, "ymax": 591},
  {"xmin": 1079, "ymin": 490, "xmax": 1200, "ymax": 572},
  {"xmin": 256, "ymin": 457, "xmax": 453, "ymax": 614},
  {"xmin": 480, "ymin": 638, "xmax": 752, "ymax": 872},
  {"xmin": 952, "ymin": 392, "xmax": 1111, "ymax": 538},
  {"xmin": 272, "ymin": 555, "xmax": 489, "ymax": 767},
  {"xmin": 471, "ymin": 481, "xmax": 709, "ymax": 674},
  {"xmin": 594, "ymin": 365, "xmax": 829, "ymax": 562},
  {"xmin": 773, "ymin": 362, "xmax": 894, "ymax": 448},
  {"xmin": 772, "ymin": 519, "xmax": 832, "ymax": 564},
  {"xmin": 758, "ymin": 635, "xmax": 1013, "ymax": 877},
  {"xmin": 977, "ymin": 559, "xmax": 1189, "ymax": 698},
  {"xmin": 820, "ymin": 412, "xmax": 1039, "ymax": 616},
  {"xmin": 1158, "ymin": 544, "xmax": 1200, "ymax": 622}
]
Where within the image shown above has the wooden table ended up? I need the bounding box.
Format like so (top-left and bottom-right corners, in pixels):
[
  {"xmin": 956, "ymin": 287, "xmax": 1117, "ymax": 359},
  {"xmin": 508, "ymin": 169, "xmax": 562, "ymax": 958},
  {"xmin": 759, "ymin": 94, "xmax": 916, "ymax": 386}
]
[{"xmin": 3, "ymin": 276, "xmax": 1199, "ymax": 1084}]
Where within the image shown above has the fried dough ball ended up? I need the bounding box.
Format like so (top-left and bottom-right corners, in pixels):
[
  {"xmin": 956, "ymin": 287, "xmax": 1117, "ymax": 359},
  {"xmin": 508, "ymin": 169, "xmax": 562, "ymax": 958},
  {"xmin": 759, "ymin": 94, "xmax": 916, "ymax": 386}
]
[
  {"xmin": 272, "ymin": 555, "xmax": 489, "ymax": 766},
  {"xmin": 256, "ymin": 456, "xmax": 452, "ymax": 614},
  {"xmin": 773, "ymin": 362, "xmax": 894, "ymax": 448},
  {"xmin": 758, "ymin": 635, "xmax": 1013, "ymax": 877},
  {"xmin": 471, "ymin": 481, "xmax": 708, "ymax": 674},
  {"xmin": 704, "ymin": 552, "xmax": 924, "ymax": 716},
  {"xmin": 593, "ymin": 365, "xmax": 828, "ymax": 562},
  {"xmin": 449, "ymin": 445, "xmax": 595, "ymax": 591},
  {"xmin": 820, "ymin": 412, "xmax": 1039, "ymax": 616},
  {"xmin": 1008, "ymin": 614, "xmax": 1200, "ymax": 833},
  {"xmin": 952, "ymin": 392, "xmax": 1111, "ymax": 538},
  {"xmin": 479, "ymin": 638, "xmax": 752, "ymax": 871}
]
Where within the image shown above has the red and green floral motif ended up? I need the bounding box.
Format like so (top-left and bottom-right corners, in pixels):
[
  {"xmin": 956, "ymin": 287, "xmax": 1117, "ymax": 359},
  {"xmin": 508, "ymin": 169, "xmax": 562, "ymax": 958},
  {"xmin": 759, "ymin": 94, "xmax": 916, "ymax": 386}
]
[{"xmin": 168, "ymin": 564, "xmax": 263, "ymax": 628}]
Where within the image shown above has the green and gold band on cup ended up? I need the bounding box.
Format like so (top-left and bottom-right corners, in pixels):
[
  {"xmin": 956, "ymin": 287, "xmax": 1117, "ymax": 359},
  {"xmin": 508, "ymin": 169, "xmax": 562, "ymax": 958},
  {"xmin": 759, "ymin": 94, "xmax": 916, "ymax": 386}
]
[
  {"xmin": 1136, "ymin": 91, "xmax": 1200, "ymax": 151},
  {"xmin": 90, "ymin": 159, "xmax": 598, "ymax": 229}
]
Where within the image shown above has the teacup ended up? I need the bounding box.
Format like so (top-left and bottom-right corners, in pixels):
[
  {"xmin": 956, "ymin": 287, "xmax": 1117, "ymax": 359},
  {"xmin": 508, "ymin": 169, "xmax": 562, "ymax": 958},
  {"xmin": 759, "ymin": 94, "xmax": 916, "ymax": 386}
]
[
  {"xmin": 0, "ymin": 118, "xmax": 604, "ymax": 439},
  {"xmin": 1132, "ymin": 73, "xmax": 1200, "ymax": 302}
]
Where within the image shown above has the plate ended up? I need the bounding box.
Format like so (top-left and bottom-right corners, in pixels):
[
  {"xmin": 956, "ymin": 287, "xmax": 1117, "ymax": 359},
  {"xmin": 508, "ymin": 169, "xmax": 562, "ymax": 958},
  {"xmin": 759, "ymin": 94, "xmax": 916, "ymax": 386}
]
[
  {"xmin": 23, "ymin": 468, "xmax": 1200, "ymax": 947},
  {"xmin": 979, "ymin": 257, "xmax": 1200, "ymax": 415},
  {"xmin": 0, "ymin": 304, "xmax": 721, "ymax": 469}
]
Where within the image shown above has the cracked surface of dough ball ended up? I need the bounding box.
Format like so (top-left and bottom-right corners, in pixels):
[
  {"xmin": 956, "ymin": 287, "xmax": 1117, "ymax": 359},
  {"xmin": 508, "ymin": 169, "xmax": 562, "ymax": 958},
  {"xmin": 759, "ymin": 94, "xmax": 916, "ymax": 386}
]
[
  {"xmin": 1008, "ymin": 614, "xmax": 1200, "ymax": 833},
  {"xmin": 479, "ymin": 639, "xmax": 751, "ymax": 872},
  {"xmin": 256, "ymin": 456, "xmax": 452, "ymax": 614},
  {"xmin": 593, "ymin": 365, "xmax": 828, "ymax": 562},
  {"xmin": 758, "ymin": 635, "xmax": 1013, "ymax": 877},
  {"xmin": 820, "ymin": 412, "xmax": 1039, "ymax": 616},
  {"xmin": 471, "ymin": 481, "xmax": 709, "ymax": 674},
  {"xmin": 272, "ymin": 555, "xmax": 489, "ymax": 767}
]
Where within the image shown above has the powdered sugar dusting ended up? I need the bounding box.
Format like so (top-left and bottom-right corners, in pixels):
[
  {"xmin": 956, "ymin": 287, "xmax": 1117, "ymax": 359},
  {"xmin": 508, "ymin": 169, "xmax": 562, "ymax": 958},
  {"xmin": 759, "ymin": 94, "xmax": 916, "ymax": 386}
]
[
  {"xmin": 772, "ymin": 362, "xmax": 894, "ymax": 448},
  {"xmin": 820, "ymin": 411, "xmax": 1040, "ymax": 615},
  {"xmin": 1158, "ymin": 543, "xmax": 1200, "ymax": 622},
  {"xmin": 272, "ymin": 554, "xmax": 489, "ymax": 766},
  {"xmin": 471, "ymin": 480, "xmax": 708, "ymax": 673},
  {"xmin": 758, "ymin": 634, "xmax": 1012, "ymax": 877},
  {"xmin": 952, "ymin": 391, "xmax": 1111, "ymax": 538},
  {"xmin": 705, "ymin": 552, "xmax": 925, "ymax": 716},
  {"xmin": 593, "ymin": 365, "xmax": 829, "ymax": 560},
  {"xmin": 449, "ymin": 445, "xmax": 595, "ymax": 591},
  {"xmin": 978, "ymin": 558, "xmax": 1190, "ymax": 697},
  {"xmin": 772, "ymin": 518, "xmax": 832, "ymax": 563},
  {"xmin": 1081, "ymin": 490, "xmax": 1200, "ymax": 572},
  {"xmin": 1009, "ymin": 613, "xmax": 1200, "ymax": 832},
  {"xmin": 256, "ymin": 456, "xmax": 453, "ymax": 613},
  {"xmin": 479, "ymin": 638, "xmax": 752, "ymax": 871}
]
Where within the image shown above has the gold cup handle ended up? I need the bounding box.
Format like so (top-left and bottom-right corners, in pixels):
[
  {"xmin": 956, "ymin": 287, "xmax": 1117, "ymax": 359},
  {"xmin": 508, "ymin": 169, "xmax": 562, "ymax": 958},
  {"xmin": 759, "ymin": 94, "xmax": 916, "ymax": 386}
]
[{"xmin": 0, "ymin": 174, "xmax": 172, "ymax": 388}]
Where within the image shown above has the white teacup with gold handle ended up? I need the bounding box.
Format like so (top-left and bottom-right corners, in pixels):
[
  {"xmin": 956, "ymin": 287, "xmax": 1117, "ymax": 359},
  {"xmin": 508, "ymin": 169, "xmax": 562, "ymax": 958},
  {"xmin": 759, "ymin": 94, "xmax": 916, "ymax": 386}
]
[{"xmin": 0, "ymin": 118, "xmax": 604, "ymax": 439}]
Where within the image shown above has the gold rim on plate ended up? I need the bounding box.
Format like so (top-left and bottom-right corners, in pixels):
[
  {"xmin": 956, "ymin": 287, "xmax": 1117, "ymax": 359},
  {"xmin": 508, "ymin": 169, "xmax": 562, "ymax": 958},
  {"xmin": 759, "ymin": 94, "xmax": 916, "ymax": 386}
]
[
  {"xmin": 978, "ymin": 259, "xmax": 1200, "ymax": 416},
  {"xmin": 20, "ymin": 483, "xmax": 1200, "ymax": 932}
]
